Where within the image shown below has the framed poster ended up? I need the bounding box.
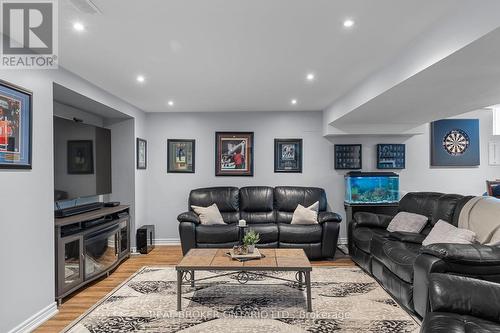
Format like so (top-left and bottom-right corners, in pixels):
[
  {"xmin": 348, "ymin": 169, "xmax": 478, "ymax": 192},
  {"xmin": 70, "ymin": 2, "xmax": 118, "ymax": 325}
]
[
  {"xmin": 274, "ymin": 138, "xmax": 302, "ymax": 173},
  {"xmin": 136, "ymin": 138, "xmax": 147, "ymax": 169},
  {"xmin": 167, "ymin": 139, "xmax": 195, "ymax": 173},
  {"xmin": 334, "ymin": 144, "xmax": 362, "ymax": 170},
  {"xmin": 0, "ymin": 80, "xmax": 32, "ymax": 169},
  {"xmin": 377, "ymin": 144, "xmax": 405, "ymax": 169},
  {"xmin": 215, "ymin": 132, "xmax": 253, "ymax": 176},
  {"xmin": 431, "ymin": 119, "xmax": 480, "ymax": 167},
  {"xmin": 67, "ymin": 140, "xmax": 94, "ymax": 174}
]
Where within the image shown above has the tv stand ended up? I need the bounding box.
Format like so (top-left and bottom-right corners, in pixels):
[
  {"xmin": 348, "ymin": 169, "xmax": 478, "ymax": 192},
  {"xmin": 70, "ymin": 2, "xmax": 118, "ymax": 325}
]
[
  {"xmin": 55, "ymin": 201, "xmax": 104, "ymax": 218},
  {"xmin": 54, "ymin": 205, "xmax": 130, "ymax": 305}
]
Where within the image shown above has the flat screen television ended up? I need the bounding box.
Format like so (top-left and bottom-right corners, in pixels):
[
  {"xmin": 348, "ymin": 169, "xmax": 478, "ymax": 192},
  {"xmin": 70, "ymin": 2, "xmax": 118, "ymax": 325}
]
[{"xmin": 53, "ymin": 116, "xmax": 112, "ymax": 202}]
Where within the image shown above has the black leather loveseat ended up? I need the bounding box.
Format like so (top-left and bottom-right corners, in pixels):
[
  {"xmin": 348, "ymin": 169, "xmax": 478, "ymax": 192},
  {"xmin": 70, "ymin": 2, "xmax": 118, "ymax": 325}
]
[
  {"xmin": 350, "ymin": 192, "xmax": 500, "ymax": 319},
  {"xmin": 421, "ymin": 274, "xmax": 500, "ymax": 333},
  {"xmin": 178, "ymin": 186, "xmax": 342, "ymax": 259}
]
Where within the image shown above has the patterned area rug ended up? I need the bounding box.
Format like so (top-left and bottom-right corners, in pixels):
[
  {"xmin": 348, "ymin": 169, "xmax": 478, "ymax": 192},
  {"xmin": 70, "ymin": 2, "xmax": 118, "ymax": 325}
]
[{"xmin": 64, "ymin": 266, "xmax": 419, "ymax": 333}]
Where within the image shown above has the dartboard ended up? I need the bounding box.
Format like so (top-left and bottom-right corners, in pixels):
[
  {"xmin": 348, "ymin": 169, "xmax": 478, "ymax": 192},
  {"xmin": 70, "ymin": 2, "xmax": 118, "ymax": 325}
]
[{"xmin": 442, "ymin": 129, "xmax": 469, "ymax": 156}]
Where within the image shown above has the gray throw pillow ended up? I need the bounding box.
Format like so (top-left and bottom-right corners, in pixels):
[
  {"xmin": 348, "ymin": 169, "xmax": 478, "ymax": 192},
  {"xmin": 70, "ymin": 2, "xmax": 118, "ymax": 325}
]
[
  {"xmin": 386, "ymin": 211, "xmax": 428, "ymax": 233},
  {"xmin": 422, "ymin": 220, "xmax": 476, "ymax": 246},
  {"xmin": 191, "ymin": 203, "xmax": 225, "ymax": 225},
  {"xmin": 291, "ymin": 201, "xmax": 319, "ymax": 225}
]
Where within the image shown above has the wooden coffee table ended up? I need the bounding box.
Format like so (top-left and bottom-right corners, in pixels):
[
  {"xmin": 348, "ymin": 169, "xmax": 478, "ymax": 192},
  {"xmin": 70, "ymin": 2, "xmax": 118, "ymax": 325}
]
[{"xmin": 175, "ymin": 248, "xmax": 313, "ymax": 312}]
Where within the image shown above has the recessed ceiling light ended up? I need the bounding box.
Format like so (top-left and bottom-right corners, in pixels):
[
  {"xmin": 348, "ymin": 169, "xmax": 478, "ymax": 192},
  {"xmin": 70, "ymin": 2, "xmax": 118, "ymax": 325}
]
[
  {"xmin": 167, "ymin": 100, "xmax": 174, "ymax": 106},
  {"xmin": 291, "ymin": 99, "xmax": 298, "ymax": 105},
  {"xmin": 136, "ymin": 75, "xmax": 145, "ymax": 83},
  {"xmin": 306, "ymin": 73, "xmax": 315, "ymax": 81},
  {"xmin": 343, "ymin": 19, "xmax": 355, "ymax": 28},
  {"xmin": 73, "ymin": 22, "xmax": 85, "ymax": 32}
]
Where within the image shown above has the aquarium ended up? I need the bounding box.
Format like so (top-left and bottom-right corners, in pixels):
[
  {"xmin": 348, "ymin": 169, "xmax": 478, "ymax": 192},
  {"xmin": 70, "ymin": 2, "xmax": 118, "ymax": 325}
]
[{"xmin": 345, "ymin": 172, "xmax": 400, "ymax": 204}]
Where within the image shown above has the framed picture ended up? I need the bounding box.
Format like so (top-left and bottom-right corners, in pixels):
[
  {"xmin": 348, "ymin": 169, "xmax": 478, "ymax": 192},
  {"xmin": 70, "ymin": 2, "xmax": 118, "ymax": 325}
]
[
  {"xmin": 0, "ymin": 80, "xmax": 32, "ymax": 169},
  {"xmin": 334, "ymin": 144, "xmax": 362, "ymax": 170},
  {"xmin": 431, "ymin": 119, "xmax": 480, "ymax": 167},
  {"xmin": 274, "ymin": 138, "xmax": 302, "ymax": 173},
  {"xmin": 377, "ymin": 144, "xmax": 406, "ymax": 169},
  {"xmin": 167, "ymin": 139, "xmax": 195, "ymax": 173},
  {"xmin": 215, "ymin": 132, "xmax": 253, "ymax": 176},
  {"xmin": 136, "ymin": 138, "xmax": 147, "ymax": 169},
  {"xmin": 67, "ymin": 140, "xmax": 94, "ymax": 174}
]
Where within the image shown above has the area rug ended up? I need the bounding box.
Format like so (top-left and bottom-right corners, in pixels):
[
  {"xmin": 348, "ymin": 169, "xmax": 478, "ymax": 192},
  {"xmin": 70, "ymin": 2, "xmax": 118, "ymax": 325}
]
[{"xmin": 64, "ymin": 266, "xmax": 420, "ymax": 333}]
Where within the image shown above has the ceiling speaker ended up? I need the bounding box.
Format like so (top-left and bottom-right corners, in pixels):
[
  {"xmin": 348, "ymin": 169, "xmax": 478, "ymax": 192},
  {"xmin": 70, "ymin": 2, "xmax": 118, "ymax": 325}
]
[{"xmin": 68, "ymin": 0, "xmax": 102, "ymax": 15}]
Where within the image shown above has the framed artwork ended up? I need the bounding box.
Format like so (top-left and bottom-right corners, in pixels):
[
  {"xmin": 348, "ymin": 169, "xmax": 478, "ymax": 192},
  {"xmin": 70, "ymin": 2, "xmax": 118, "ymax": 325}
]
[
  {"xmin": 431, "ymin": 119, "xmax": 480, "ymax": 167},
  {"xmin": 215, "ymin": 132, "xmax": 253, "ymax": 176},
  {"xmin": 0, "ymin": 80, "xmax": 32, "ymax": 169},
  {"xmin": 67, "ymin": 140, "xmax": 94, "ymax": 174},
  {"xmin": 167, "ymin": 139, "xmax": 195, "ymax": 173},
  {"xmin": 377, "ymin": 144, "xmax": 406, "ymax": 169},
  {"xmin": 334, "ymin": 144, "xmax": 362, "ymax": 170},
  {"xmin": 274, "ymin": 138, "xmax": 302, "ymax": 173},
  {"xmin": 136, "ymin": 138, "xmax": 147, "ymax": 169}
]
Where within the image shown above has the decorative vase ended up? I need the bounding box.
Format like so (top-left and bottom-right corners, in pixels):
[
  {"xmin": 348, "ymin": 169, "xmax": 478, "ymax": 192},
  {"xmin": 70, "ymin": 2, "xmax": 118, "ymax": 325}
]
[{"xmin": 247, "ymin": 244, "xmax": 255, "ymax": 253}]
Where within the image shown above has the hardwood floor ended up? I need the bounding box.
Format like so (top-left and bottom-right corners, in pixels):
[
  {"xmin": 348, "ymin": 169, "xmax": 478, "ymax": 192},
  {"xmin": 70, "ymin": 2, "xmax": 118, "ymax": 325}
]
[{"xmin": 35, "ymin": 245, "xmax": 353, "ymax": 333}]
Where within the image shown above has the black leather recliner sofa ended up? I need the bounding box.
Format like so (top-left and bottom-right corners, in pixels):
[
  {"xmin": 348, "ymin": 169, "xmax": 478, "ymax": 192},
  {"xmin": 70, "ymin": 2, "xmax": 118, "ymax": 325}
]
[
  {"xmin": 350, "ymin": 192, "xmax": 500, "ymax": 318},
  {"xmin": 178, "ymin": 186, "xmax": 342, "ymax": 259},
  {"xmin": 421, "ymin": 274, "xmax": 500, "ymax": 333}
]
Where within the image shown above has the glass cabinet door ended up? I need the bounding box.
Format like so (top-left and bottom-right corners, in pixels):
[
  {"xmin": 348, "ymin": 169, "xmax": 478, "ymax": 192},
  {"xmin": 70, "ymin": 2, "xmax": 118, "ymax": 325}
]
[
  {"xmin": 119, "ymin": 221, "xmax": 129, "ymax": 256},
  {"xmin": 59, "ymin": 235, "xmax": 83, "ymax": 293}
]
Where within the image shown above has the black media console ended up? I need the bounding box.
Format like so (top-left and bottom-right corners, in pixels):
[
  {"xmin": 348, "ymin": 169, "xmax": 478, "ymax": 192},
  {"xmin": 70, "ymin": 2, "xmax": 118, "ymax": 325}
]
[{"xmin": 54, "ymin": 205, "xmax": 130, "ymax": 305}]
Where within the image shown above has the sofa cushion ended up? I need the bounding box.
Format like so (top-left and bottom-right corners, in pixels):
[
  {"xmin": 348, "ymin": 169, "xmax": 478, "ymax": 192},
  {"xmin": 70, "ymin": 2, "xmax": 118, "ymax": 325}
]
[
  {"xmin": 353, "ymin": 227, "xmax": 390, "ymax": 253},
  {"xmin": 191, "ymin": 203, "xmax": 225, "ymax": 225},
  {"xmin": 239, "ymin": 186, "xmax": 275, "ymax": 224},
  {"xmin": 422, "ymin": 220, "xmax": 476, "ymax": 246},
  {"xmin": 398, "ymin": 192, "xmax": 443, "ymax": 219},
  {"xmin": 275, "ymin": 187, "xmax": 327, "ymax": 223},
  {"xmin": 196, "ymin": 224, "xmax": 239, "ymax": 244},
  {"xmin": 387, "ymin": 211, "xmax": 428, "ymax": 233},
  {"xmin": 246, "ymin": 223, "xmax": 278, "ymax": 245},
  {"xmin": 421, "ymin": 313, "xmax": 500, "ymax": 333},
  {"xmin": 431, "ymin": 194, "xmax": 465, "ymax": 225},
  {"xmin": 371, "ymin": 236, "xmax": 422, "ymax": 283},
  {"xmin": 291, "ymin": 202, "xmax": 319, "ymax": 225},
  {"xmin": 189, "ymin": 187, "xmax": 240, "ymax": 223},
  {"xmin": 279, "ymin": 223, "xmax": 322, "ymax": 243}
]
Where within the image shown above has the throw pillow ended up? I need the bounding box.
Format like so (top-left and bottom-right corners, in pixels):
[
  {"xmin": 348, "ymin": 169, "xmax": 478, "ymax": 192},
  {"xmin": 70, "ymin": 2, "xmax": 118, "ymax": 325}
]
[
  {"xmin": 191, "ymin": 203, "xmax": 225, "ymax": 225},
  {"xmin": 386, "ymin": 211, "xmax": 428, "ymax": 233},
  {"xmin": 422, "ymin": 220, "xmax": 477, "ymax": 246},
  {"xmin": 291, "ymin": 201, "xmax": 319, "ymax": 225}
]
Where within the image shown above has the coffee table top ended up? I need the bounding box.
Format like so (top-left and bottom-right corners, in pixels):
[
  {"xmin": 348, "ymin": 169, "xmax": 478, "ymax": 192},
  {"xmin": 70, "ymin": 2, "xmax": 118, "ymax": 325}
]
[{"xmin": 176, "ymin": 248, "xmax": 311, "ymax": 271}]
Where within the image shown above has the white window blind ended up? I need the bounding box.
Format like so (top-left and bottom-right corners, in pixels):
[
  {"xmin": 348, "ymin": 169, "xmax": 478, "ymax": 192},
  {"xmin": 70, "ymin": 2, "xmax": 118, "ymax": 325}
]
[{"xmin": 493, "ymin": 107, "xmax": 500, "ymax": 136}]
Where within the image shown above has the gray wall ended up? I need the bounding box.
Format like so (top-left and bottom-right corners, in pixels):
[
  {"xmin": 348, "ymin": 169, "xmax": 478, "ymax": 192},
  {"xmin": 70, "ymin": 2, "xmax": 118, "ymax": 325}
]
[{"xmin": 144, "ymin": 109, "xmax": 499, "ymax": 243}]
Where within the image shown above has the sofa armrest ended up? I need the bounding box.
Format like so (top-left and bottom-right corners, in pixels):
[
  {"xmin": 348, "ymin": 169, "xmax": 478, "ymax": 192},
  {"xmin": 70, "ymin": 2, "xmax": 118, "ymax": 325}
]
[
  {"xmin": 318, "ymin": 211, "xmax": 342, "ymax": 223},
  {"xmin": 428, "ymin": 273, "xmax": 500, "ymax": 323},
  {"xmin": 353, "ymin": 212, "xmax": 393, "ymax": 228},
  {"xmin": 421, "ymin": 243, "xmax": 500, "ymax": 265},
  {"xmin": 389, "ymin": 231, "xmax": 425, "ymax": 244},
  {"xmin": 177, "ymin": 211, "xmax": 200, "ymax": 224}
]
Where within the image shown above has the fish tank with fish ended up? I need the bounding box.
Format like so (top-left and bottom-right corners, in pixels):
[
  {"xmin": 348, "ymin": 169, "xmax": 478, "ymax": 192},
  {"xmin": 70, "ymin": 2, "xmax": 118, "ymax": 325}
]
[{"xmin": 345, "ymin": 172, "xmax": 400, "ymax": 204}]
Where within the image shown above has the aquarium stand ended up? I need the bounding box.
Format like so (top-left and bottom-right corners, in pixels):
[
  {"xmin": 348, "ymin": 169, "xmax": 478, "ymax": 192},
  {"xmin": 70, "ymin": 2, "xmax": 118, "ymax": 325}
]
[{"xmin": 344, "ymin": 202, "xmax": 399, "ymax": 252}]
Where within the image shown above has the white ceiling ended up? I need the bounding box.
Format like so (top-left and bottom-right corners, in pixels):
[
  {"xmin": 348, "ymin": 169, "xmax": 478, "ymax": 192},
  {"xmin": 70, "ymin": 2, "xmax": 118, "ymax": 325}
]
[{"xmin": 59, "ymin": 0, "xmax": 460, "ymax": 113}]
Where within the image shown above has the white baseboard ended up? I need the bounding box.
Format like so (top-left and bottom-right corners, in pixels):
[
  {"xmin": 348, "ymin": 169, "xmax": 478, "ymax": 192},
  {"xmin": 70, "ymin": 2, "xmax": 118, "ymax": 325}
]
[
  {"xmin": 338, "ymin": 237, "xmax": 348, "ymax": 245},
  {"xmin": 155, "ymin": 238, "xmax": 181, "ymax": 245},
  {"xmin": 8, "ymin": 302, "xmax": 58, "ymax": 333}
]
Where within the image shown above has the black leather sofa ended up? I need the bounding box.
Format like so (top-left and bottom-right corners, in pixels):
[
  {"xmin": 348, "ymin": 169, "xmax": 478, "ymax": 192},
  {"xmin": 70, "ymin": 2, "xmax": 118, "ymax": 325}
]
[
  {"xmin": 178, "ymin": 186, "xmax": 342, "ymax": 259},
  {"xmin": 350, "ymin": 192, "xmax": 500, "ymax": 319},
  {"xmin": 421, "ymin": 274, "xmax": 500, "ymax": 333}
]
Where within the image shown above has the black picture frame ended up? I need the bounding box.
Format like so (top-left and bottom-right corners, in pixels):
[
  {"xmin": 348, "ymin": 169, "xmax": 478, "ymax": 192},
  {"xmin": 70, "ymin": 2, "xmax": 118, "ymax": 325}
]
[
  {"xmin": 136, "ymin": 138, "xmax": 147, "ymax": 169},
  {"xmin": 0, "ymin": 79, "xmax": 32, "ymax": 169},
  {"xmin": 274, "ymin": 138, "xmax": 302, "ymax": 173},
  {"xmin": 377, "ymin": 144, "xmax": 406, "ymax": 169},
  {"xmin": 334, "ymin": 144, "xmax": 362, "ymax": 170},
  {"xmin": 215, "ymin": 132, "xmax": 254, "ymax": 176},
  {"xmin": 67, "ymin": 140, "xmax": 94, "ymax": 174},
  {"xmin": 167, "ymin": 139, "xmax": 195, "ymax": 173}
]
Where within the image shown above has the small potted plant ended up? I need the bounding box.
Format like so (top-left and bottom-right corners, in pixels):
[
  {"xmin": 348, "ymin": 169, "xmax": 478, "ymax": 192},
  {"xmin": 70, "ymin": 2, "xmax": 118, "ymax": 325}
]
[{"xmin": 243, "ymin": 229, "xmax": 260, "ymax": 254}]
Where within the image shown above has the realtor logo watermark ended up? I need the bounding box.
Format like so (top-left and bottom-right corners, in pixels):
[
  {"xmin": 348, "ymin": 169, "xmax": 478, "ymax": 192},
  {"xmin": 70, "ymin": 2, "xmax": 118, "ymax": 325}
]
[{"xmin": 0, "ymin": 0, "xmax": 58, "ymax": 69}]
